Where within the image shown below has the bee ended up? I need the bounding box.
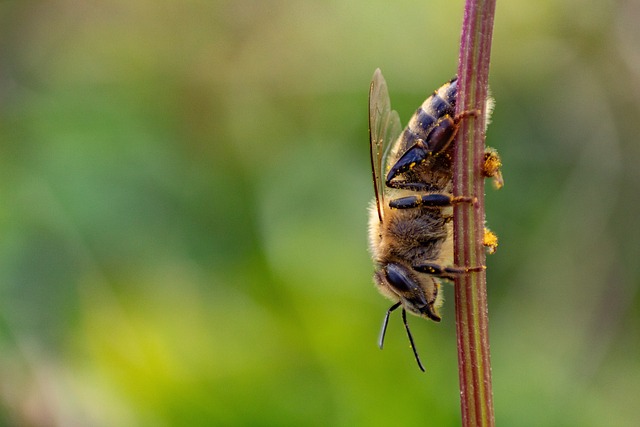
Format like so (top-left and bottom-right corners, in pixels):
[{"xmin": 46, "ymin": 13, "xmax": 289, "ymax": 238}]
[{"xmin": 368, "ymin": 69, "xmax": 501, "ymax": 371}]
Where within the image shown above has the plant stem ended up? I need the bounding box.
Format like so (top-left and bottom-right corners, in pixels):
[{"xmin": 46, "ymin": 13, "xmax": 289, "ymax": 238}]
[{"xmin": 453, "ymin": 0, "xmax": 496, "ymax": 426}]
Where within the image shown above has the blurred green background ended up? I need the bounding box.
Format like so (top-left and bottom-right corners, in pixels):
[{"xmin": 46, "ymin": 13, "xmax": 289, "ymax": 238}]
[{"xmin": 1, "ymin": 0, "xmax": 639, "ymax": 426}]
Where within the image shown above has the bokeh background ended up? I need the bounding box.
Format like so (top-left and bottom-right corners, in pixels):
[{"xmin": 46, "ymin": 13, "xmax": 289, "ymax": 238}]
[{"xmin": 1, "ymin": 0, "xmax": 639, "ymax": 426}]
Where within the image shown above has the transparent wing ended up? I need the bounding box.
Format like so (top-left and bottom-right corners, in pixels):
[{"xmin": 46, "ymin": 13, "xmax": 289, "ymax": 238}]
[{"xmin": 369, "ymin": 68, "xmax": 402, "ymax": 222}]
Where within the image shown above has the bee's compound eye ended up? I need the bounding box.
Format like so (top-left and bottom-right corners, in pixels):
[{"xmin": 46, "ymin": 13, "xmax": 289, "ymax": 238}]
[{"xmin": 385, "ymin": 264, "xmax": 418, "ymax": 293}]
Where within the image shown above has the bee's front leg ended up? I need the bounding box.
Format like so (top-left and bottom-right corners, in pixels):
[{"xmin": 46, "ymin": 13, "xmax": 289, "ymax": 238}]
[{"xmin": 413, "ymin": 263, "xmax": 485, "ymax": 281}]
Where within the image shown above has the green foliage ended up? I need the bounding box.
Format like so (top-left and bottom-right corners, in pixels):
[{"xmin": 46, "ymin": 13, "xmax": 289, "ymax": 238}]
[{"xmin": 1, "ymin": 0, "xmax": 639, "ymax": 425}]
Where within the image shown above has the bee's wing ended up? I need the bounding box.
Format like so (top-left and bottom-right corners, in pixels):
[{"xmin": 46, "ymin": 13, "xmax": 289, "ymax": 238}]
[{"xmin": 369, "ymin": 68, "xmax": 402, "ymax": 223}]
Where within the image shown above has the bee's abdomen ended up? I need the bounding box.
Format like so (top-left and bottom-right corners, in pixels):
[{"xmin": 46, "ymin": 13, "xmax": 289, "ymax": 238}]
[{"xmin": 399, "ymin": 77, "xmax": 458, "ymax": 153}]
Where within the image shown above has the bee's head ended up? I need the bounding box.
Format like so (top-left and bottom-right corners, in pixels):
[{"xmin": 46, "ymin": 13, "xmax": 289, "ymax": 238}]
[{"xmin": 374, "ymin": 262, "xmax": 442, "ymax": 322}]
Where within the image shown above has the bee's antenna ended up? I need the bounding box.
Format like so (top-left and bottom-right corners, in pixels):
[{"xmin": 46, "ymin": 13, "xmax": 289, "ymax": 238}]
[
  {"xmin": 378, "ymin": 302, "xmax": 401, "ymax": 349},
  {"xmin": 402, "ymin": 307, "xmax": 426, "ymax": 372}
]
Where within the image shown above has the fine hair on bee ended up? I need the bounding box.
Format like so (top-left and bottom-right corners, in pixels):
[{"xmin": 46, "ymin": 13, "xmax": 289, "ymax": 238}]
[{"xmin": 368, "ymin": 69, "xmax": 501, "ymax": 371}]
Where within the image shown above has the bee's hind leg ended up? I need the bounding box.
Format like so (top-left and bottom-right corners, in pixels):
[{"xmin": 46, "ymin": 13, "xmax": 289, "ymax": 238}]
[
  {"xmin": 483, "ymin": 147, "xmax": 504, "ymax": 189},
  {"xmin": 386, "ymin": 116, "xmax": 458, "ymax": 186}
]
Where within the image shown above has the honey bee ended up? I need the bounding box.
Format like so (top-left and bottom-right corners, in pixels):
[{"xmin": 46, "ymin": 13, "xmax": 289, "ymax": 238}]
[{"xmin": 368, "ymin": 69, "xmax": 501, "ymax": 371}]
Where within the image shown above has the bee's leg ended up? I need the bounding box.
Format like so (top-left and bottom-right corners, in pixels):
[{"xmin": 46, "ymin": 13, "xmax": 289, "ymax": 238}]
[
  {"xmin": 385, "ymin": 181, "xmax": 439, "ymax": 192},
  {"xmin": 389, "ymin": 194, "xmax": 475, "ymax": 209},
  {"xmin": 413, "ymin": 263, "xmax": 485, "ymax": 281},
  {"xmin": 388, "ymin": 149, "xmax": 502, "ymax": 193},
  {"xmin": 386, "ymin": 116, "xmax": 458, "ymax": 185},
  {"xmin": 454, "ymin": 108, "xmax": 481, "ymax": 122},
  {"xmin": 483, "ymin": 147, "xmax": 504, "ymax": 189},
  {"xmin": 483, "ymin": 227, "xmax": 499, "ymax": 254},
  {"xmin": 386, "ymin": 110, "xmax": 484, "ymax": 188}
]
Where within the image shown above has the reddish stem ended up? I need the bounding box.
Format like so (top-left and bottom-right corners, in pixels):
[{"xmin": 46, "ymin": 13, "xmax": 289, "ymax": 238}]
[{"xmin": 453, "ymin": 0, "xmax": 497, "ymax": 426}]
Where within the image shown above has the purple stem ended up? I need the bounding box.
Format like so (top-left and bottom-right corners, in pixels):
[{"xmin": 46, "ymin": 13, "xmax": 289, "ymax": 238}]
[{"xmin": 453, "ymin": 0, "xmax": 497, "ymax": 426}]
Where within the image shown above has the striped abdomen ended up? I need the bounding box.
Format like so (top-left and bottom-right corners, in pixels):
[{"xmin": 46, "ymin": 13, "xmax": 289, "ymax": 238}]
[{"xmin": 396, "ymin": 77, "xmax": 458, "ymax": 157}]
